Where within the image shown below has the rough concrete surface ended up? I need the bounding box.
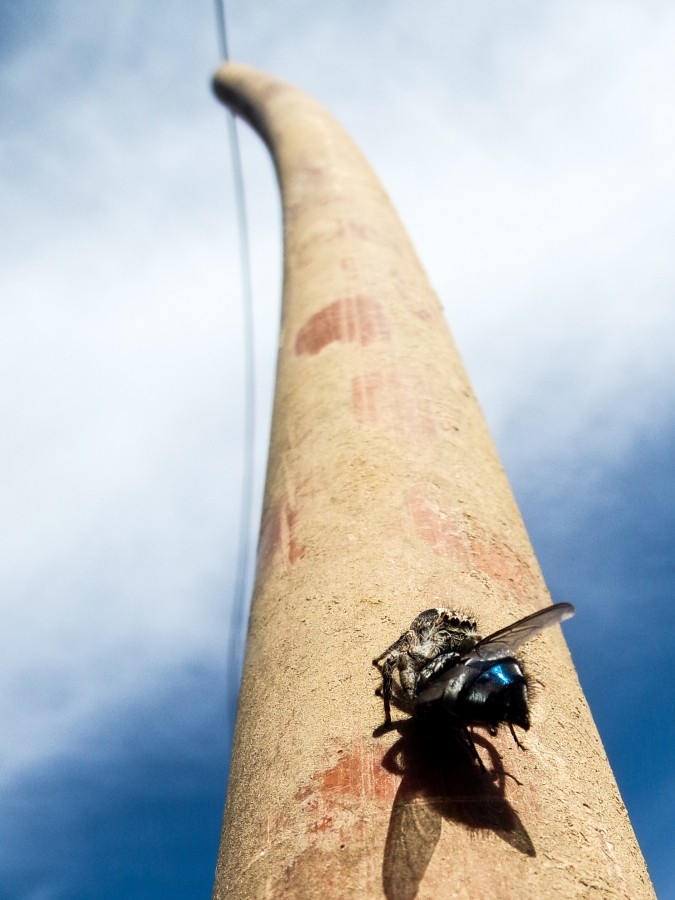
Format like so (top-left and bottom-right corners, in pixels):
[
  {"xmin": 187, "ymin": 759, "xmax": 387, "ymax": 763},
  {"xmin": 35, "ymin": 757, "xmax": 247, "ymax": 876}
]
[{"xmin": 212, "ymin": 63, "xmax": 654, "ymax": 900}]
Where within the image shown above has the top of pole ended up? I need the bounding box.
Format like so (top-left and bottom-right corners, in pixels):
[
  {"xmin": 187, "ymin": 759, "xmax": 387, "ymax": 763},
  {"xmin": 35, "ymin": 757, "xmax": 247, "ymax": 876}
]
[{"xmin": 212, "ymin": 62, "xmax": 654, "ymax": 899}]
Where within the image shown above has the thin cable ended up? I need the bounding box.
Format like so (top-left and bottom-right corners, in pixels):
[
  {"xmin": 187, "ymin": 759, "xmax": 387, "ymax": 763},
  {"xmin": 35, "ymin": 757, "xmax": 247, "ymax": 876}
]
[
  {"xmin": 213, "ymin": 0, "xmax": 230, "ymax": 61},
  {"xmin": 214, "ymin": 1, "xmax": 257, "ymax": 707}
]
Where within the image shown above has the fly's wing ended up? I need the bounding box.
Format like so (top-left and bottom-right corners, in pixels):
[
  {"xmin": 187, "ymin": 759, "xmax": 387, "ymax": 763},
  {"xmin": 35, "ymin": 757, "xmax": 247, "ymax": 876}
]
[
  {"xmin": 414, "ymin": 603, "xmax": 575, "ymax": 704},
  {"xmin": 471, "ymin": 602, "xmax": 575, "ymax": 661},
  {"xmin": 414, "ymin": 661, "xmax": 474, "ymax": 705}
]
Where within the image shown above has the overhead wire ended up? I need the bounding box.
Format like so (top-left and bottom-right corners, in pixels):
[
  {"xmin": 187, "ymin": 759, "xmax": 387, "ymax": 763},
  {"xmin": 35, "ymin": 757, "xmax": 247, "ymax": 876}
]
[{"xmin": 213, "ymin": 0, "xmax": 257, "ymax": 710}]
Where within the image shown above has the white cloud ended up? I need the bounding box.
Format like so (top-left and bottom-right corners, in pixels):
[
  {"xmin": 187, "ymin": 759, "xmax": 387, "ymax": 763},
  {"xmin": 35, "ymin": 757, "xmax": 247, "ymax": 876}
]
[
  {"xmin": 0, "ymin": 1, "xmax": 280, "ymax": 778},
  {"xmin": 341, "ymin": 0, "xmax": 675, "ymax": 478}
]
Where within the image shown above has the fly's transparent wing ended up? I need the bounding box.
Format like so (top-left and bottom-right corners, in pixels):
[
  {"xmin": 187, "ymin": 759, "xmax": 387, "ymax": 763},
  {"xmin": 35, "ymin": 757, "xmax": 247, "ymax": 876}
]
[
  {"xmin": 471, "ymin": 602, "xmax": 575, "ymax": 661},
  {"xmin": 414, "ymin": 661, "xmax": 474, "ymax": 704}
]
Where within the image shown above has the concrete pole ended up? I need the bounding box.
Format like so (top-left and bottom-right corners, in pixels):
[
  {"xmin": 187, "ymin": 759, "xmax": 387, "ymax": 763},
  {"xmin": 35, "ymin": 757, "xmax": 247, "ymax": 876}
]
[{"xmin": 212, "ymin": 63, "xmax": 653, "ymax": 899}]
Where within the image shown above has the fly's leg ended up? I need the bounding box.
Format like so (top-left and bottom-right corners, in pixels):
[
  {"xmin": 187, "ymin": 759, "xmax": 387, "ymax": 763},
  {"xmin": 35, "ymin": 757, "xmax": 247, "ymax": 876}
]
[
  {"xmin": 443, "ymin": 711, "xmax": 487, "ymax": 772},
  {"xmin": 459, "ymin": 723, "xmax": 487, "ymax": 772},
  {"xmin": 508, "ymin": 722, "xmax": 527, "ymax": 751}
]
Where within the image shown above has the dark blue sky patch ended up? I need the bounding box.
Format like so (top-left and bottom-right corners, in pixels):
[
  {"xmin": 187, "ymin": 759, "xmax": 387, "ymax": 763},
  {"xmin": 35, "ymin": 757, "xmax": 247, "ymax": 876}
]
[
  {"xmin": 0, "ymin": 662, "xmax": 232, "ymax": 900},
  {"xmin": 0, "ymin": 1, "xmax": 53, "ymax": 59},
  {"xmin": 508, "ymin": 419, "xmax": 675, "ymax": 897}
]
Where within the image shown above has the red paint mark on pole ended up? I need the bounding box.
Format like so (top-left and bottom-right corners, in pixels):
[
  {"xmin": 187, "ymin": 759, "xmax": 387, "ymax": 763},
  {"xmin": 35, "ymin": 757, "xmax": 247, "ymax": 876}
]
[
  {"xmin": 316, "ymin": 744, "xmax": 398, "ymax": 803},
  {"xmin": 409, "ymin": 490, "xmax": 538, "ymax": 594},
  {"xmin": 257, "ymin": 496, "xmax": 306, "ymax": 574},
  {"xmin": 352, "ymin": 368, "xmax": 437, "ymax": 438},
  {"xmin": 295, "ymin": 295, "xmax": 391, "ymax": 356}
]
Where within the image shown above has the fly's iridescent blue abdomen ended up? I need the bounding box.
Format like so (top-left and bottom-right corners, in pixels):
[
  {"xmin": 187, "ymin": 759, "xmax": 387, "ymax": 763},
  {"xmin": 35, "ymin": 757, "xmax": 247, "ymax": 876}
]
[{"xmin": 454, "ymin": 658, "xmax": 530, "ymax": 732}]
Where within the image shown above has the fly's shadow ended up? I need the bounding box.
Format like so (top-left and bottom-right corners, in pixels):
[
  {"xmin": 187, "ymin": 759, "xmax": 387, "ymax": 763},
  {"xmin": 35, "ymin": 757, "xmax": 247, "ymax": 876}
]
[{"xmin": 375, "ymin": 711, "xmax": 535, "ymax": 900}]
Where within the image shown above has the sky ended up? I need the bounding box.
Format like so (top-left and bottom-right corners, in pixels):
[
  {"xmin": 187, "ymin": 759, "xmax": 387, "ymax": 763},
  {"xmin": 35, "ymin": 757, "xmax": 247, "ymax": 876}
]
[{"xmin": 1, "ymin": 0, "xmax": 674, "ymax": 897}]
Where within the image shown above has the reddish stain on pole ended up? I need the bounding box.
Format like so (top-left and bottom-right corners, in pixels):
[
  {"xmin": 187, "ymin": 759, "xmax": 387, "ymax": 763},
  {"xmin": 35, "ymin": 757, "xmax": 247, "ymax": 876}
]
[
  {"xmin": 284, "ymin": 742, "xmax": 398, "ymax": 877},
  {"xmin": 409, "ymin": 490, "xmax": 538, "ymax": 594},
  {"xmin": 275, "ymin": 743, "xmax": 399, "ymax": 893},
  {"xmin": 257, "ymin": 495, "xmax": 305, "ymax": 574},
  {"xmin": 318, "ymin": 745, "xmax": 397, "ymax": 803},
  {"xmin": 409, "ymin": 491, "xmax": 472, "ymax": 557},
  {"xmin": 352, "ymin": 368, "xmax": 437, "ymax": 438},
  {"xmin": 295, "ymin": 295, "xmax": 391, "ymax": 356}
]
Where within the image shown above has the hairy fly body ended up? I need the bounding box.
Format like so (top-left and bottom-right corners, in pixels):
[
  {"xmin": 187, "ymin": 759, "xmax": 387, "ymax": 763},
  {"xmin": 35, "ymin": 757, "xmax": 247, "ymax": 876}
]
[{"xmin": 373, "ymin": 602, "xmax": 575, "ymax": 768}]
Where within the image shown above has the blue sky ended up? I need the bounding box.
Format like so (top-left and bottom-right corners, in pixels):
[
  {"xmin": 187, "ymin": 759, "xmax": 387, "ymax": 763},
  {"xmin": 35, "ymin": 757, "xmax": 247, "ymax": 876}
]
[{"xmin": 2, "ymin": 1, "xmax": 674, "ymax": 897}]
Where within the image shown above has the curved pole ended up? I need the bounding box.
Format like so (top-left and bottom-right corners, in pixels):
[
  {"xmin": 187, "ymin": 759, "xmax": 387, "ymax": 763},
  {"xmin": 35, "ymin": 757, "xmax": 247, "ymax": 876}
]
[{"xmin": 212, "ymin": 63, "xmax": 653, "ymax": 899}]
